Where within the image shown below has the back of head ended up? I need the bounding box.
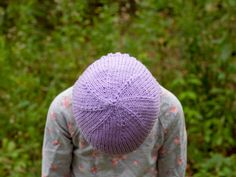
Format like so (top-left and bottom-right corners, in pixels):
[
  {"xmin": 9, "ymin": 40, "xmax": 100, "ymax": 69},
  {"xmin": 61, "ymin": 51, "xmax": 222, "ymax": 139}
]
[{"xmin": 72, "ymin": 52, "xmax": 162, "ymax": 155}]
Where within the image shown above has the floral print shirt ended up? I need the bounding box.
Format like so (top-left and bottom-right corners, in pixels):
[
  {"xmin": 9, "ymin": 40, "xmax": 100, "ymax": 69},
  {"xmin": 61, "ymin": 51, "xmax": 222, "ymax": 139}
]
[{"xmin": 41, "ymin": 86, "xmax": 187, "ymax": 177}]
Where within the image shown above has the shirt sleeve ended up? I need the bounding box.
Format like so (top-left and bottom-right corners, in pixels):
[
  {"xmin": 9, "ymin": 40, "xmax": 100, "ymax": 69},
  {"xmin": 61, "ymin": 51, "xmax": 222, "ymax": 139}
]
[
  {"xmin": 41, "ymin": 95, "xmax": 73, "ymax": 177},
  {"xmin": 157, "ymin": 99, "xmax": 187, "ymax": 177}
]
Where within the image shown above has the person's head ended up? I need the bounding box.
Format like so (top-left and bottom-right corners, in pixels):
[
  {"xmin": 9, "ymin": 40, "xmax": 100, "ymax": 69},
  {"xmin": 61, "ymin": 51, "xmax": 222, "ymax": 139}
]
[{"xmin": 72, "ymin": 52, "xmax": 162, "ymax": 155}]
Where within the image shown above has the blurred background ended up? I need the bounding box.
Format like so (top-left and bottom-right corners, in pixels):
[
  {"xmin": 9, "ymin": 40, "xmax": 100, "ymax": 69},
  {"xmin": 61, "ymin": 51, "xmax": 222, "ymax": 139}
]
[{"xmin": 0, "ymin": 0, "xmax": 236, "ymax": 176}]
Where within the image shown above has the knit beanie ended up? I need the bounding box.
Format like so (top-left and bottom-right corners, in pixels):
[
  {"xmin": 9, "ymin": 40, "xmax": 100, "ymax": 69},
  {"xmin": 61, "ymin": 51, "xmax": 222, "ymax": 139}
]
[{"xmin": 72, "ymin": 52, "xmax": 162, "ymax": 155}]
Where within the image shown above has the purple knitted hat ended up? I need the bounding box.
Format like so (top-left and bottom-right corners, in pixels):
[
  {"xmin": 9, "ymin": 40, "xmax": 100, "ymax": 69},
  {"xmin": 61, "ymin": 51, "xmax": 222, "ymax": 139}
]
[{"xmin": 72, "ymin": 53, "xmax": 162, "ymax": 155}]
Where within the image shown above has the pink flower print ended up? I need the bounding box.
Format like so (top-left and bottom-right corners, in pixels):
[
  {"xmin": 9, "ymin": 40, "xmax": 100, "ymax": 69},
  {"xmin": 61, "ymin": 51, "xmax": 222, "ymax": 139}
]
[
  {"xmin": 62, "ymin": 96, "xmax": 70, "ymax": 108},
  {"xmin": 111, "ymin": 158, "xmax": 119, "ymax": 167},
  {"xmin": 50, "ymin": 164, "xmax": 58, "ymax": 171},
  {"xmin": 111, "ymin": 154, "xmax": 127, "ymax": 167},
  {"xmin": 159, "ymin": 146, "xmax": 167, "ymax": 157},
  {"xmin": 114, "ymin": 154, "xmax": 127, "ymax": 160},
  {"xmin": 79, "ymin": 164, "xmax": 84, "ymax": 172},
  {"xmin": 90, "ymin": 166, "xmax": 97, "ymax": 174},
  {"xmin": 42, "ymin": 175, "xmax": 47, "ymax": 177},
  {"xmin": 164, "ymin": 128, "xmax": 168, "ymax": 135},
  {"xmin": 52, "ymin": 140, "xmax": 60, "ymax": 146},
  {"xmin": 50, "ymin": 111, "xmax": 57, "ymax": 120},
  {"xmin": 119, "ymin": 155, "xmax": 127, "ymax": 160},
  {"xmin": 152, "ymin": 154, "xmax": 157, "ymax": 161},
  {"xmin": 174, "ymin": 136, "xmax": 180, "ymax": 145},
  {"xmin": 151, "ymin": 149, "xmax": 158, "ymax": 161},
  {"xmin": 132, "ymin": 160, "xmax": 140, "ymax": 166},
  {"xmin": 79, "ymin": 141, "xmax": 85, "ymax": 148},
  {"xmin": 67, "ymin": 122, "xmax": 75, "ymax": 137},
  {"xmin": 177, "ymin": 157, "xmax": 183, "ymax": 166},
  {"xmin": 169, "ymin": 106, "xmax": 178, "ymax": 114},
  {"xmin": 79, "ymin": 138, "xmax": 87, "ymax": 149},
  {"xmin": 91, "ymin": 150, "xmax": 99, "ymax": 158}
]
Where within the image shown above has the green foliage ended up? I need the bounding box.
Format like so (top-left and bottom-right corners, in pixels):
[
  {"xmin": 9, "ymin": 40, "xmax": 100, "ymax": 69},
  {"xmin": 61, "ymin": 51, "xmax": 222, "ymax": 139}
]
[{"xmin": 0, "ymin": 0, "xmax": 235, "ymax": 176}]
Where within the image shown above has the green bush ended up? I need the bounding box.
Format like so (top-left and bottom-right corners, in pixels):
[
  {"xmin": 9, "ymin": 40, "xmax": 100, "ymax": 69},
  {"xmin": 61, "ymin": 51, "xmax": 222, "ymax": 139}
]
[{"xmin": 0, "ymin": 0, "xmax": 235, "ymax": 176}]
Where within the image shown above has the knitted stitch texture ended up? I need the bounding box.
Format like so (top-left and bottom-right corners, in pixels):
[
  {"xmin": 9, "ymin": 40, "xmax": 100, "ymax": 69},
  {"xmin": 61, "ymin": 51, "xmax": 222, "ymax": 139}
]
[{"xmin": 72, "ymin": 53, "xmax": 162, "ymax": 155}]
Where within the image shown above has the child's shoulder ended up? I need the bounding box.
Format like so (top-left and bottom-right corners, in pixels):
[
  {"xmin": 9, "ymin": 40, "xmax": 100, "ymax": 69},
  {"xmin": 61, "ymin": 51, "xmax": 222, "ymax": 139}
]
[
  {"xmin": 160, "ymin": 86, "xmax": 183, "ymax": 111},
  {"xmin": 158, "ymin": 86, "xmax": 184, "ymax": 131},
  {"xmin": 48, "ymin": 86, "xmax": 73, "ymax": 118},
  {"xmin": 54, "ymin": 86, "xmax": 73, "ymax": 102},
  {"xmin": 46, "ymin": 86, "xmax": 79, "ymax": 139},
  {"xmin": 50, "ymin": 86, "xmax": 73, "ymax": 106}
]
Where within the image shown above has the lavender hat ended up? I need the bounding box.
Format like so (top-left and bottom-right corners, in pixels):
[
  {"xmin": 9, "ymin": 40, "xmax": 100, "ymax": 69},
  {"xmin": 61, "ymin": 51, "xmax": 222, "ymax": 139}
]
[{"xmin": 72, "ymin": 53, "xmax": 162, "ymax": 155}]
